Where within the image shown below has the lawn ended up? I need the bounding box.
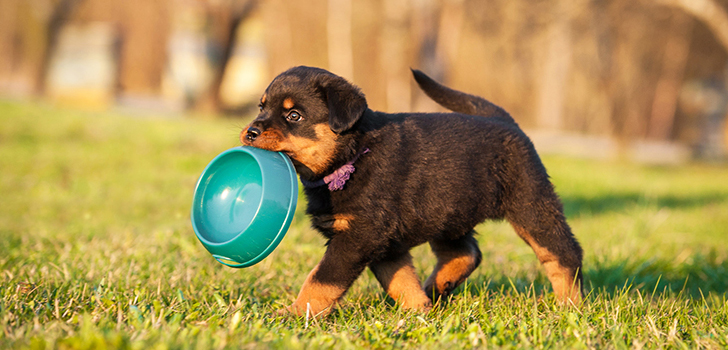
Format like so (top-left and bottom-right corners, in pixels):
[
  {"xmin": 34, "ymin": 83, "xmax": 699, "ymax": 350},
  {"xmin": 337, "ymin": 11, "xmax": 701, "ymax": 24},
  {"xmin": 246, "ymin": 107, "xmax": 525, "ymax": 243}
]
[{"xmin": 0, "ymin": 100, "xmax": 726, "ymax": 349}]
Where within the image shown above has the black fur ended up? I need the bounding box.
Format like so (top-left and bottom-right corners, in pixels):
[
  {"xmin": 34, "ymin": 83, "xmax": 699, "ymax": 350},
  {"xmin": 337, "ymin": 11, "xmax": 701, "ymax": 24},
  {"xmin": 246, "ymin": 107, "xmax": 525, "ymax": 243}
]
[{"xmin": 242, "ymin": 66, "xmax": 584, "ymax": 314}]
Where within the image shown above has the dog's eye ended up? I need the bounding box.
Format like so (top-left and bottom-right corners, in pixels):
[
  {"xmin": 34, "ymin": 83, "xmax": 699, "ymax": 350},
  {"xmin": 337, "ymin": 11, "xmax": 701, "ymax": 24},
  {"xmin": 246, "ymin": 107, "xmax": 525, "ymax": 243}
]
[
  {"xmin": 286, "ymin": 111, "xmax": 303, "ymax": 122},
  {"xmin": 258, "ymin": 104, "xmax": 263, "ymax": 112}
]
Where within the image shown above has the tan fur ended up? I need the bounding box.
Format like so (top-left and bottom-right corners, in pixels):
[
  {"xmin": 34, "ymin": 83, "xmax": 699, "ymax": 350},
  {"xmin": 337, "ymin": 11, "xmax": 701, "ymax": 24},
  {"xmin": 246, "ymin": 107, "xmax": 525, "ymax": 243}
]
[
  {"xmin": 331, "ymin": 214, "xmax": 353, "ymax": 231},
  {"xmin": 511, "ymin": 224, "xmax": 582, "ymax": 303},
  {"xmin": 282, "ymin": 124, "xmax": 339, "ymax": 175},
  {"xmin": 261, "ymin": 93, "xmax": 267, "ymax": 105},
  {"xmin": 289, "ymin": 263, "xmax": 346, "ymax": 317},
  {"xmin": 241, "ymin": 124, "xmax": 339, "ymax": 176},
  {"xmin": 311, "ymin": 213, "xmax": 354, "ymax": 232},
  {"xmin": 424, "ymin": 244, "xmax": 480, "ymax": 297},
  {"xmin": 283, "ymin": 97, "xmax": 295, "ymax": 109},
  {"xmin": 240, "ymin": 127, "xmax": 285, "ymax": 150},
  {"xmin": 370, "ymin": 254, "xmax": 432, "ymax": 310}
]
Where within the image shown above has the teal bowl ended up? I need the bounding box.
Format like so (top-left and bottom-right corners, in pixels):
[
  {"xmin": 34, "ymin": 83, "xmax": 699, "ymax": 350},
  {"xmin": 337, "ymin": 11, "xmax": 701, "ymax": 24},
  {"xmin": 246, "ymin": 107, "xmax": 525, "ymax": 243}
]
[{"xmin": 191, "ymin": 146, "xmax": 298, "ymax": 268}]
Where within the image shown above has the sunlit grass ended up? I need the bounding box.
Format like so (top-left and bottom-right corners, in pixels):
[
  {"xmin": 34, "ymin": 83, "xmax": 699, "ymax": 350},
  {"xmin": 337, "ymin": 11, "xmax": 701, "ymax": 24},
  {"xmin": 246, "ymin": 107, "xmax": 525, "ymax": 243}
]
[{"xmin": 1, "ymin": 100, "xmax": 726, "ymax": 349}]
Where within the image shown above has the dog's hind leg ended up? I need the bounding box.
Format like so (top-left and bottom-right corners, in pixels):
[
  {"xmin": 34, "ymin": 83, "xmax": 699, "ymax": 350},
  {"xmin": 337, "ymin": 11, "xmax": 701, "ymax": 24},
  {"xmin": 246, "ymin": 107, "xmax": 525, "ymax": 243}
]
[
  {"xmin": 369, "ymin": 252, "xmax": 432, "ymax": 311},
  {"xmin": 500, "ymin": 143, "xmax": 584, "ymax": 303},
  {"xmin": 507, "ymin": 218, "xmax": 583, "ymax": 303},
  {"xmin": 423, "ymin": 233, "xmax": 482, "ymax": 302}
]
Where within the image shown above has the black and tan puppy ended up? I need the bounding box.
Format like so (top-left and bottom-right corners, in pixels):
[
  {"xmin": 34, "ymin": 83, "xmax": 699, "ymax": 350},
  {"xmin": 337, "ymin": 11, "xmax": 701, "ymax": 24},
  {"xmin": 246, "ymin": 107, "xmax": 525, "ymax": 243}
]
[{"xmin": 241, "ymin": 66, "xmax": 583, "ymax": 316}]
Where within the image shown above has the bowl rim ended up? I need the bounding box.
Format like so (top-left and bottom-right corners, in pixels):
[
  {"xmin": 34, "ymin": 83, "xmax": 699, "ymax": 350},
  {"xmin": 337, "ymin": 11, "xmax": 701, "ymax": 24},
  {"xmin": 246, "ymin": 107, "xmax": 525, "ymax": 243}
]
[{"xmin": 190, "ymin": 146, "xmax": 298, "ymax": 267}]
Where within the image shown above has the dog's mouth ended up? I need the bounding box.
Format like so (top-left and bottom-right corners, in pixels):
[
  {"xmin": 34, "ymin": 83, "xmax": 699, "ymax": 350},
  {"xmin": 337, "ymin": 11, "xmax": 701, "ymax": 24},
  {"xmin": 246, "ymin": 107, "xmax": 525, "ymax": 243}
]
[
  {"xmin": 240, "ymin": 124, "xmax": 340, "ymax": 179},
  {"xmin": 240, "ymin": 126, "xmax": 286, "ymax": 152},
  {"xmin": 240, "ymin": 128, "xmax": 310, "ymax": 172}
]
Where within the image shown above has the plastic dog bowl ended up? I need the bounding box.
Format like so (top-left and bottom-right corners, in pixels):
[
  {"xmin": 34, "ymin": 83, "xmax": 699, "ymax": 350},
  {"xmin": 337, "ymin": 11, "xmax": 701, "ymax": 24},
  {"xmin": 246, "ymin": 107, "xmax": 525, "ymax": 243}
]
[{"xmin": 191, "ymin": 146, "xmax": 298, "ymax": 268}]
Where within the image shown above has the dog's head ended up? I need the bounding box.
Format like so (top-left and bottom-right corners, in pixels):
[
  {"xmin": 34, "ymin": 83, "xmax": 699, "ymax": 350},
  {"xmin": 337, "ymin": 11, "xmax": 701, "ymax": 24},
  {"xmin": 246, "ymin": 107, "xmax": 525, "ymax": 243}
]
[{"xmin": 241, "ymin": 66, "xmax": 367, "ymax": 179}]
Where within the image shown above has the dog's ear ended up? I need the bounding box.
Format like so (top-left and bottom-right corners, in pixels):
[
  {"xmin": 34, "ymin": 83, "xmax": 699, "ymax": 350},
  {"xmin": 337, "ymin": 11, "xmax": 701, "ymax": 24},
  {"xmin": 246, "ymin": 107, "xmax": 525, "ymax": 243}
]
[{"xmin": 319, "ymin": 75, "xmax": 367, "ymax": 133}]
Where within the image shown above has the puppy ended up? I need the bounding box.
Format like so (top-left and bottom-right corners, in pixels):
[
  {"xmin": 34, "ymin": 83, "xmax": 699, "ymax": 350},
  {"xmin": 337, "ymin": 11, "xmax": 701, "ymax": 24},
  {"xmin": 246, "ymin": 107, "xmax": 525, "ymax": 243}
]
[{"xmin": 241, "ymin": 66, "xmax": 583, "ymax": 316}]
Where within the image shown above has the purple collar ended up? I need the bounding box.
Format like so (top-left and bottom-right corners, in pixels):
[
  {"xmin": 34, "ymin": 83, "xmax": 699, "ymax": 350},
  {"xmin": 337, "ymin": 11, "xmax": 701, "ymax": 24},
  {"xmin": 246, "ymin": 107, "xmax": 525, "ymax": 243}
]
[{"xmin": 300, "ymin": 148, "xmax": 370, "ymax": 191}]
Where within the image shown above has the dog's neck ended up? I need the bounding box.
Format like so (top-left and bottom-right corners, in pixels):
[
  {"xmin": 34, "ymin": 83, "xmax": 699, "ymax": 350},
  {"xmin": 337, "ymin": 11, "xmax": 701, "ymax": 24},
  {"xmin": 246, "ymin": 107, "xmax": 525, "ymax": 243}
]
[
  {"xmin": 300, "ymin": 147, "xmax": 369, "ymax": 191},
  {"xmin": 295, "ymin": 110, "xmax": 379, "ymax": 187}
]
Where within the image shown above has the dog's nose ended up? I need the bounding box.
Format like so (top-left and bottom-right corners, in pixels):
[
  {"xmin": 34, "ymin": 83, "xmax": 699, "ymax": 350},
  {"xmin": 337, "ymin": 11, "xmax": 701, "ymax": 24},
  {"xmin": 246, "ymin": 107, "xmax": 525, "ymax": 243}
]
[{"xmin": 245, "ymin": 127, "xmax": 261, "ymax": 142}]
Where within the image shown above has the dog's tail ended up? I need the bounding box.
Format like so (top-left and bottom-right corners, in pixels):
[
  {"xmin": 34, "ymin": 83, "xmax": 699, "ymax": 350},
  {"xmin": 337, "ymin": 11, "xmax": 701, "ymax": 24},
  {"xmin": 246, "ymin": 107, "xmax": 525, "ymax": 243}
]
[{"xmin": 411, "ymin": 69, "xmax": 514, "ymax": 123}]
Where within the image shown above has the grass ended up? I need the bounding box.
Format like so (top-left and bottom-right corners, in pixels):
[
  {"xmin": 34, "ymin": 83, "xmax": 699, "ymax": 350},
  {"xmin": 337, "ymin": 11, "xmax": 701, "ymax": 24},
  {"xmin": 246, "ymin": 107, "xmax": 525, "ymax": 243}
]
[{"xmin": 0, "ymin": 99, "xmax": 727, "ymax": 349}]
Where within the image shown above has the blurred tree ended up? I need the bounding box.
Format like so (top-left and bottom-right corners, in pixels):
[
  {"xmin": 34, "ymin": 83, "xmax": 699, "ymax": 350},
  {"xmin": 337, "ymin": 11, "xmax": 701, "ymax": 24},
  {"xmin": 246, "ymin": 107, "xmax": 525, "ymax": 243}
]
[
  {"xmin": 260, "ymin": 0, "xmax": 294, "ymax": 73},
  {"xmin": 535, "ymin": 0, "xmax": 573, "ymax": 132},
  {"xmin": 328, "ymin": 0, "xmax": 354, "ymax": 81},
  {"xmin": 590, "ymin": 0, "xmax": 669, "ymax": 141},
  {"xmin": 116, "ymin": 0, "xmax": 170, "ymax": 97},
  {"xmin": 380, "ymin": 0, "xmax": 412, "ymax": 112},
  {"xmin": 656, "ymin": 0, "xmax": 728, "ymax": 53},
  {"xmin": 1, "ymin": 0, "xmax": 727, "ymax": 154},
  {"xmin": 195, "ymin": 0, "xmax": 258, "ymax": 112},
  {"xmin": 0, "ymin": 0, "xmax": 85, "ymax": 95},
  {"xmin": 0, "ymin": 0, "xmax": 19, "ymax": 89},
  {"xmin": 38, "ymin": 0, "xmax": 85, "ymax": 95},
  {"xmin": 648, "ymin": 12, "xmax": 694, "ymax": 140},
  {"xmin": 411, "ymin": 0, "xmax": 464, "ymax": 112}
]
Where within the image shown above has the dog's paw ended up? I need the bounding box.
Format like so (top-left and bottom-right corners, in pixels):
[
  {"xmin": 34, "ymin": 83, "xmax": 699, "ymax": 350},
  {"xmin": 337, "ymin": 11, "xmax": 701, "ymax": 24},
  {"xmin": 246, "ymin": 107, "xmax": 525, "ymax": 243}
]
[
  {"xmin": 423, "ymin": 281, "xmax": 450, "ymax": 303},
  {"xmin": 284, "ymin": 300, "xmax": 335, "ymax": 318},
  {"xmin": 400, "ymin": 295, "xmax": 433, "ymax": 312},
  {"xmin": 274, "ymin": 307, "xmax": 291, "ymax": 317},
  {"xmin": 410, "ymin": 300, "xmax": 433, "ymax": 313}
]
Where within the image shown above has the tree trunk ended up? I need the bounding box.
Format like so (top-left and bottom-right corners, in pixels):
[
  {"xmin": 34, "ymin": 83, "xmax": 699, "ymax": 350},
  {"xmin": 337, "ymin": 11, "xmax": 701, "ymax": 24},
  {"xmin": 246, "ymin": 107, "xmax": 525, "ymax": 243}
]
[
  {"xmin": 327, "ymin": 0, "xmax": 353, "ymax": 80},
  {"xmin": 379, "ymin": 0, "xmax": 411, "ymax": 112},
  {"xmin": 37, "ymin": 0, "xmax": 84, "ymax": 96},
  {"xmin": 647, "ymin": 13, "xmax": 694, "ymax": 140},
  {"xmin": 117, "ymin": 0, "xmax": 170, "ymax": 96},
  {"xmin": 0, "ymin": 0, "xmax": 18, "ymax": 83},
  {"xmin": 536, "ymin": 0, "xmax": 572, "ymax": 131},
  {"xmin": 196, "ymin": 0, "xmax": 257, "ymax": 113},
  {"xmin": 655, "ymin": 0, "xmax": 728, "ymax": 54}
]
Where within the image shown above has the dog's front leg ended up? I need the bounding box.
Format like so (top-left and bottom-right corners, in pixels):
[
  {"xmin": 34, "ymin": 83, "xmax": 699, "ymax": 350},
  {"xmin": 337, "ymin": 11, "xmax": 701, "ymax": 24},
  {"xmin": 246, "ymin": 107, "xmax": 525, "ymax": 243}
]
[
  {"xmin": 286, "ymin": 263, "xmax": 344, "ymax": 317},
  {"xmin": 369, "ymin": 252, "xmax": 432, "ymax": 311},
  {"xmin": 285, "ymin": 236, "xmax": 372, "ymax": 317}
]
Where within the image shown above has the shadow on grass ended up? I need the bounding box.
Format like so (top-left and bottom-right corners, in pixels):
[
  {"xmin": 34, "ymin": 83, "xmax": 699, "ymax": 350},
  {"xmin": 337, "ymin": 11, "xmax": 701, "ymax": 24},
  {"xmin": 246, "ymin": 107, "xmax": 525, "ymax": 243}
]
[
  {"xmin": 459, "ymin": 252, "xmax": 728, "ymax": 300},
  {"xmin": 583, "ymin": 252, "xmax": 728, "ymax": 297},
  {"xmin": 561, "ymin": 192, "xmax": 727, "ymax": 218}
]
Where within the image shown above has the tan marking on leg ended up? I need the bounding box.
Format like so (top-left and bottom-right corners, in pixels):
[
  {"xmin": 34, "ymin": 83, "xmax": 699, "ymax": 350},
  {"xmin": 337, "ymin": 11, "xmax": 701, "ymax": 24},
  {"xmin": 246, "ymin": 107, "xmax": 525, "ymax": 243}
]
[
  {"xmin": 532, "ymin": 244, "xmax": 582, "ymax": 303},
  {"xmin": 370, "ymin": 254, "xmax": 432, "ymax": 310},
  {"xmin": 424, "ymin": 249, "xmax": 479, "ymax": 298},
  {"xmin": 511, "ymin": 224, "xmax": 582, "ymax": 303},
  {"xmin": 283, "ymin": 97, "xmax": 295, "ymax": 109},
  {"xmin": 288, "ymin": 263, "xmax": 346, "ymax": 317},
  {"xmin": 424, "ymin": 236, "xmax": 481, "ymax": 300}
]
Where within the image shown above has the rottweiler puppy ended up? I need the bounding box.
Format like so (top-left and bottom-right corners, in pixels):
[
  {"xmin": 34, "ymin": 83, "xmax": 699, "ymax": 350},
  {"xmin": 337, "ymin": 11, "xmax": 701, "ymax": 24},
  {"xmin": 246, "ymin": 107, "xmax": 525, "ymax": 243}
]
[{"xmin": 241, "ymin": 66, "xmax": 583, "ymax": 317}]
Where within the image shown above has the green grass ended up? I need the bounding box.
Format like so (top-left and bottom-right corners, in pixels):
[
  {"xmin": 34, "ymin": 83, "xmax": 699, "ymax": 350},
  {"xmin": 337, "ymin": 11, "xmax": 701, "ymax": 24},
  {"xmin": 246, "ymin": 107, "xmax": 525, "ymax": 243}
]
[{"xmin": 1, "ymin": 100, "xmax": 727, "ymax": 349}]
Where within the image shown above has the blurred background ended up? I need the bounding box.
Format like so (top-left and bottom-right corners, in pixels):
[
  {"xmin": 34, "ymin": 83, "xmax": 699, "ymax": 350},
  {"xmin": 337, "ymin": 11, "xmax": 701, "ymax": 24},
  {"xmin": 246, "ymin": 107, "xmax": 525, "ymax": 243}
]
[{"xmin": 1, "ymin": 0, "xmax": 728, "ymax": 163}]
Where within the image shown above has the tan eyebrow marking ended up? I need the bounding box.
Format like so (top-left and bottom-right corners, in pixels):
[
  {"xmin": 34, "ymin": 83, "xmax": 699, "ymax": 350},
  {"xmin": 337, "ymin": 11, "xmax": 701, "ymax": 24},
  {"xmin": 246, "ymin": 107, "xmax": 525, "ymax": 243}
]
[
  {"xmin": 261, "ymin": 93, "xmax": 267, "ymax": 104},
  {"xmin": 283, "ymin": 97, "xmax": 295, "ymax": 109}
]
